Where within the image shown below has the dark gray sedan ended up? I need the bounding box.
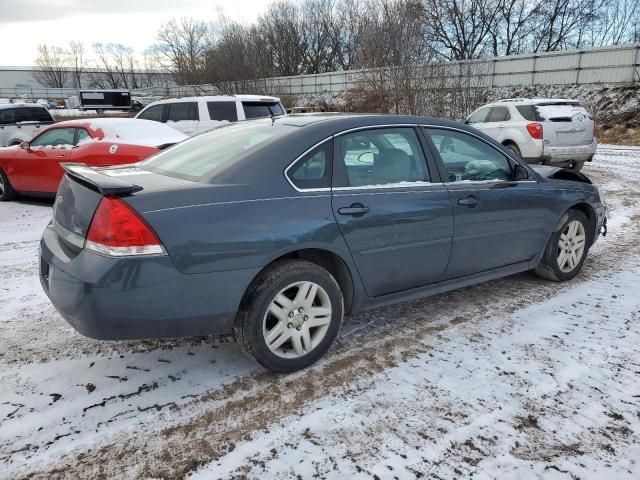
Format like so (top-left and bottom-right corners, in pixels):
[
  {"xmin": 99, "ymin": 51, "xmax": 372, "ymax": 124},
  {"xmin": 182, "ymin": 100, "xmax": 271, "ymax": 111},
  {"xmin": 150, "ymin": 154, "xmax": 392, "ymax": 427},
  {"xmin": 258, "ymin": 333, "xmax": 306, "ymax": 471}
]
[{"xmin": 40, "ymin": 114, "xmax": 607, "ymax": 372}]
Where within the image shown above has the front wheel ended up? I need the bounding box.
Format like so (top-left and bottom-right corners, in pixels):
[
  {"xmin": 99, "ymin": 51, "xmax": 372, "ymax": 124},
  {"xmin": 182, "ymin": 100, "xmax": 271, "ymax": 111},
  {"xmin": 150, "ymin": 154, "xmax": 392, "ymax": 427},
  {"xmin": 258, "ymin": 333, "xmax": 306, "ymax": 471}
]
[
  {"xmin": 234, "ymin": 260, "xmax": 344, "ymax": 373},
  {"xmin": 534, "ymin": 209, "xmax": 590, "ymax": 281},
  {"xmin": 0, "ymin": 168, "xmax": 17, "ymax": 201}
]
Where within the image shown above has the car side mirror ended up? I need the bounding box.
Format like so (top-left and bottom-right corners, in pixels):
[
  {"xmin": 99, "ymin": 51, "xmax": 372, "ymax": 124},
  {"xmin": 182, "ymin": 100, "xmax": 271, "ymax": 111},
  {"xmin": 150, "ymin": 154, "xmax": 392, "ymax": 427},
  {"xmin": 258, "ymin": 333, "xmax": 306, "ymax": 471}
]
[
  {"xmin": 513, "ymin": 164, "xmax": 529, "ymax": 181},
  {"xmin": 20, "ymin": 141, "xmax": 31, "ymax": 150}
]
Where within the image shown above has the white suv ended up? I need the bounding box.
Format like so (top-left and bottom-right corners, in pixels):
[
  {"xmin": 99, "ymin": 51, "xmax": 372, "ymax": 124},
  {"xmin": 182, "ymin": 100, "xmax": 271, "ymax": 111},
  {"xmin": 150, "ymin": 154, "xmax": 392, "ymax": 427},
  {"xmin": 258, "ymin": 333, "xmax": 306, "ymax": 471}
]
[
  {"xmin": 465, "ymin": 98, "xmax": 597, "ymax": 171},
  {"xmin": 135, "ymin": 95, "xmax": 286, "ymax": 137},
  {"xmin": 0, "ymin": 103, "xmax": 55, "ymax": 147}
]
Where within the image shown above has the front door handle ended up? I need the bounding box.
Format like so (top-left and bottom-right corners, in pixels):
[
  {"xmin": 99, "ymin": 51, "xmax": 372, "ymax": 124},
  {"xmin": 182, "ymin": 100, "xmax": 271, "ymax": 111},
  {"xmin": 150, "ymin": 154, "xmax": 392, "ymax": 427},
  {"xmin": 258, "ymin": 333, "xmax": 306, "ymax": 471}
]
[
  {"xmin": 458, "ymin": 196, "xmax": 480, "ymax": 207},
  {"xmin": 338, "ymin": 203, "xmax": 370, "ymax": 217}
]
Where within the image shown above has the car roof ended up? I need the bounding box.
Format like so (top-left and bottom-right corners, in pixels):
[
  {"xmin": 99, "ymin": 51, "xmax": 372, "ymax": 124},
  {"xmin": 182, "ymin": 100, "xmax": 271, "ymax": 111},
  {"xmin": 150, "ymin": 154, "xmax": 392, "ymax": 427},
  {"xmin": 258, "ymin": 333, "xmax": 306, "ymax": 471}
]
[
  {"xmin": 489, "ymin": 98, "xmax": 580, "ymax": 106},
  {"xmin": 146, "ymin": 94, "xmax": 282, "ymax": 105},
  {"xmin": 0, "ymin": 102, "xmax": 49, "ymax": 110}
]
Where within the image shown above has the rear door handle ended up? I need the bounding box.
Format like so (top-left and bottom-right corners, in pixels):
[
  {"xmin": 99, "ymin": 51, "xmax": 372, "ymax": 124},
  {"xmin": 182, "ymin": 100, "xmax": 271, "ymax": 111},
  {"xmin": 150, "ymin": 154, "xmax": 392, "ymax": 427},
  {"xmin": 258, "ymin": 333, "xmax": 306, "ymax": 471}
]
[
  {"xmin": 338, "ymin": 203, "xmax": 370, "ymax": 216},
  {"xmin": 458, "ymin": 196, "xmax": 480, "ymax": 207}
]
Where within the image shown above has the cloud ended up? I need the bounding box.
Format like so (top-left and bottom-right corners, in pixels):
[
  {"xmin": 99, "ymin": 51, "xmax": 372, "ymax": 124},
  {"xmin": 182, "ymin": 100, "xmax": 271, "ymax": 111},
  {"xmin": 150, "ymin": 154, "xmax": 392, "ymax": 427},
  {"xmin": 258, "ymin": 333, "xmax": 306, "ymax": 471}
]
[{"xmin": 0, "ymin": 0, "xmax": 203, "ymax": 23}]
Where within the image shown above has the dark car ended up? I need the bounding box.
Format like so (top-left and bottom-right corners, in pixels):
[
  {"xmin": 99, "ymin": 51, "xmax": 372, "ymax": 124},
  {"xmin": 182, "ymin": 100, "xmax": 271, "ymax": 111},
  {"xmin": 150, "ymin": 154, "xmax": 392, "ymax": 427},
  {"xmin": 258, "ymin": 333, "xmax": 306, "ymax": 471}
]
[{"xmin": 40, "ymin": 114, "xmax": 607, "ymax": 372}]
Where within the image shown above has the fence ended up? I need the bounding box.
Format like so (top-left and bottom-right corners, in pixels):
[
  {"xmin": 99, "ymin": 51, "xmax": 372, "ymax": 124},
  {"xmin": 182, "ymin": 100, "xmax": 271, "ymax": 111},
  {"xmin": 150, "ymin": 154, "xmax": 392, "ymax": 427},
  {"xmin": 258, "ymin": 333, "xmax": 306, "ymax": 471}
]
[
  {"xmin": 1, "ymin": 43, "xmax": 639, "ymax": 100},
  {"xmin": 167, "ymin": 43, "xmax": 640, "ymax": 98}
]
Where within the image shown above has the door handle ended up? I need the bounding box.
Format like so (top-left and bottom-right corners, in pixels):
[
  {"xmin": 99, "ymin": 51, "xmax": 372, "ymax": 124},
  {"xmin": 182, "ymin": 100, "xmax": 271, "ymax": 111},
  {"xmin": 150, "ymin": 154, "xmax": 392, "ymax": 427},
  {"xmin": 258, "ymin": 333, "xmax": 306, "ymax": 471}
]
[
  {"xmin": 458, "ymin": 196, "xmax": 480, "ymax": 207},
  {"xmin": 338, "ymin": 203, "xmax": 370, "ymax": 217}
]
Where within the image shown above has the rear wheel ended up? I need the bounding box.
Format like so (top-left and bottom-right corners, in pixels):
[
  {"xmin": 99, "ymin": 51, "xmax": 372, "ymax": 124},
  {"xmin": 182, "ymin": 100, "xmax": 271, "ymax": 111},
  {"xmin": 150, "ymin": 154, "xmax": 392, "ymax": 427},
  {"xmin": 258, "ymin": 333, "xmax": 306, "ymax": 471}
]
[
  {"xmin": 569, "ymin": 161, "xmax": 585, "ymax": 172},
  {"xmin": 234, "ymin": 260, "xmax": 344, "ymax": 373},
  {"xmin": 534, "ymin": 209, "xmax": 590, "ymax": 281},
  {"xmin": 504, "ymin": 142, "xmax": 521, "ymax": 158},
  {"xmin": 0, "ymin": 168, "xmax": 17, "ymax": 201}
]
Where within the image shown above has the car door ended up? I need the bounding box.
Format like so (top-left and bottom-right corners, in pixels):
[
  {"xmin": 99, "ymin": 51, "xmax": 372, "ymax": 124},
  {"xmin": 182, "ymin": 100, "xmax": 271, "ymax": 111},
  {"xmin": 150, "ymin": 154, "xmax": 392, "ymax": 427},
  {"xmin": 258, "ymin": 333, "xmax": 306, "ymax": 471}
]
[
  {"xmin": 423, "ymin": 126, "xmax": 550, "ymax": 279},
  {"xmin": 165, "ymin": 101, "xmax": 199, "ymax": 136},
  {"xmin": 480, "ymin": 106, "xmax": 511, "ymax": 141},
  {"xmin": 11, "ymin": 127, "xmax": 76, "ymax": 193},
  {"xmin": 331, "ymin": 126, "xmax": 453, "ymax": 298}
]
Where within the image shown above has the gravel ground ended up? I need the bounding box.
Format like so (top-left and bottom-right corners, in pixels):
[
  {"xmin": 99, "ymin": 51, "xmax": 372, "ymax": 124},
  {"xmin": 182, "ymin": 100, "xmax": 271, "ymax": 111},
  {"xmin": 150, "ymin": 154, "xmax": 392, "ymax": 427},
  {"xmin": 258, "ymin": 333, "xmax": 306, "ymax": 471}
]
[{"xmin": 1, "ymin": 145, "xmax": 639, "ymax": 480}]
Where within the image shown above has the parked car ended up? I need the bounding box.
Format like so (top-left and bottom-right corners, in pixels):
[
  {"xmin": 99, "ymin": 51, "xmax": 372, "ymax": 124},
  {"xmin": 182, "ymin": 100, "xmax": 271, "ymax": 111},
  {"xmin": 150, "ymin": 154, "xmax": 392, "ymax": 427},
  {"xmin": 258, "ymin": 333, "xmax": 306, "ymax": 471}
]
[
  {"xmin": 40, "ymin": 114, "xmax": 607, "ymax": 373},
  {"xmin": 465, "ymin": 98, "xmax": 597, "ymax": 171},
  {"xmin": 36, "ymin": 99, "xmax": 57, "ymax": 110},
  {"xmin": 0, "ymin": 118, "xmax": 185, "ymax": 200},
  {"xmin": 0, "ymin": 103, "xmax": 55, "ymax": 147},
  {"xmin": 135, "ymin": 95, "xmax": 286, "ymax": 136}
]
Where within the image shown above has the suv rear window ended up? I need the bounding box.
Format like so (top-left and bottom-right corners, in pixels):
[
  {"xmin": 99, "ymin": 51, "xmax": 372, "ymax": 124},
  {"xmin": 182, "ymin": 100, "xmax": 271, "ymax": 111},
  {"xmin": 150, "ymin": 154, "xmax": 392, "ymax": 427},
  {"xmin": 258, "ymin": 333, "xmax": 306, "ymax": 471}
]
[
  {"xmin": 207, "ymin": 101, "xmax": 238, "ymax": 121},
  {"xmin": 516, "ymin": 105, "xmax": 538, "ymax": 121},
  {"xmin": 242, "ymin": 101, "xmax": 284, "ymax": 119}
]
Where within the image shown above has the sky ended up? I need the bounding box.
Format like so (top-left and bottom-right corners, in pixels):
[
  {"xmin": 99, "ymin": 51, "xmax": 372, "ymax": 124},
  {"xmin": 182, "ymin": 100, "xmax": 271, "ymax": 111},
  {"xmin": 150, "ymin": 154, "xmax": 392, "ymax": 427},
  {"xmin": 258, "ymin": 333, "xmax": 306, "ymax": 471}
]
[{"xmin": 0, "ymin": 0, "xmax": 269, "ymax": 66}]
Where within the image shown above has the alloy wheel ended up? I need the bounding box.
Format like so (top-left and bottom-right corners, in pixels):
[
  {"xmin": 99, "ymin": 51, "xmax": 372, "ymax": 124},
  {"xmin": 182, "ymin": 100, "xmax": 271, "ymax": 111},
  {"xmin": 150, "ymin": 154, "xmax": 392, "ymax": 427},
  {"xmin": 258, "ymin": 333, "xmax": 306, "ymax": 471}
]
[
  {"xmin": 557, "ymin": 220, "xmax": 586, "ymax": 273},
  {"xmin": 0, "ymin": 175, "xmax": 4, "ymax": 196},
  {"xmin": 262, "ymin": 281, "xmax": 332, "ymax": 359}
]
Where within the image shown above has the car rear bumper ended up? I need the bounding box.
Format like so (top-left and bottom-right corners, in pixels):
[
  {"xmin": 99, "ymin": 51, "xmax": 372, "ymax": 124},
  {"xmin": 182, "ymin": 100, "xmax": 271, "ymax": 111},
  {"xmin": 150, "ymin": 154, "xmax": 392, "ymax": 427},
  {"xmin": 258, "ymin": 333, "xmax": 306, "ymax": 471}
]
[
  {"xmin": 544, "ymin": 140, "xmax": 597, "ymax": 164},
  {"xmin": 39, "ymin": 224, "xmax": 258, "ymax": 340}
]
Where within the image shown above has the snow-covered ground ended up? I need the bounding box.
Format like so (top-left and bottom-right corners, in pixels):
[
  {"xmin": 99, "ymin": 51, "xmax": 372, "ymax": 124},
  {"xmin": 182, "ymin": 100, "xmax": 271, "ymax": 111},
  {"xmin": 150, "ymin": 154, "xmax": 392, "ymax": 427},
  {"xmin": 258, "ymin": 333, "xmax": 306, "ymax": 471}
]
[{"xmin": 1, "ymin": 146, "xmax": 639, "ymax": 479}]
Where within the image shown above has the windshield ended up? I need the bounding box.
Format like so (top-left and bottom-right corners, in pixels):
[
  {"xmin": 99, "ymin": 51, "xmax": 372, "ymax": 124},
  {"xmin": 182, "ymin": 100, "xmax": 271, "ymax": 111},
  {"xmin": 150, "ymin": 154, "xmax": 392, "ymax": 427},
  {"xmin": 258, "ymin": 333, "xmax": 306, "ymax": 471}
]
[{"xmin": 140, "ymin": 121, "xmax": 294, "ymax": 181}]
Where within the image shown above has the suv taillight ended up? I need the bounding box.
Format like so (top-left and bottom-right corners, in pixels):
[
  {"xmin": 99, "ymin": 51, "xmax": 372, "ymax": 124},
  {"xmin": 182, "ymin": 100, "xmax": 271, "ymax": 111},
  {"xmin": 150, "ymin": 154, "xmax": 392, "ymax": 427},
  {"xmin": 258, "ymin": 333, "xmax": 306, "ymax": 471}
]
[
  {"xmin": 85, "ymin": 196, "xmax": 165, "ymax": 256},
  {"xmin": 526, "ymin": 122, "xmax": 543, "ymax": 140}
]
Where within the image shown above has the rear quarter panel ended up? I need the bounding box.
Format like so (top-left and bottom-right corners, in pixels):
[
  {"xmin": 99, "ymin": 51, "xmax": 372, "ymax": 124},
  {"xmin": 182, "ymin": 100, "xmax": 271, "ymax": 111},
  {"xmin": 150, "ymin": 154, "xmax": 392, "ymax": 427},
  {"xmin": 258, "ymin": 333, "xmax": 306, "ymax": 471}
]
[{"xmin": 71, "ymin": 143, "xmax": 159, "ymax": 167}]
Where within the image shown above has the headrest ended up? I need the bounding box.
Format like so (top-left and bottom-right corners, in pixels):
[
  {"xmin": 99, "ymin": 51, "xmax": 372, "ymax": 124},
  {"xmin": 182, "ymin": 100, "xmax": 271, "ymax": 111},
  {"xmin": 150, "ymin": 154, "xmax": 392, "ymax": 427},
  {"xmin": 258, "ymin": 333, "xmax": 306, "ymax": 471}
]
[{"xmin": 374, "ymin": 148, "xmax": 412, "ymax": 184}]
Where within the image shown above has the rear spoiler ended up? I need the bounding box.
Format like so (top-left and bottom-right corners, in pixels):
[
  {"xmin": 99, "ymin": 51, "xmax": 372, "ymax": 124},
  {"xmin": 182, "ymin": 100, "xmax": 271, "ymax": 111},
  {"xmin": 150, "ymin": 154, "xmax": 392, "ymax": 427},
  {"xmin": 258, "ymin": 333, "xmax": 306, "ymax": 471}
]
[{"xmin": 61, "ymin": 163, "xmax": 143, "ymax": 195}]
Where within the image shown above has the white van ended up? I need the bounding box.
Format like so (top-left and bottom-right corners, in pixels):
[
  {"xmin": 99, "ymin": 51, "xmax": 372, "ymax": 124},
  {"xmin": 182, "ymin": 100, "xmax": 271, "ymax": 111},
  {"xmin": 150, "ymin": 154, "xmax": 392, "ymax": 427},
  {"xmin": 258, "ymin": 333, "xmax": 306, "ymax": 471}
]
[
  {"xmin": 0, "ymin": 103, "xmax": 55, "ymax": 147},
  {"xmin": 135, "ymin": 95, "xmax": 286, "ymax": 136}
]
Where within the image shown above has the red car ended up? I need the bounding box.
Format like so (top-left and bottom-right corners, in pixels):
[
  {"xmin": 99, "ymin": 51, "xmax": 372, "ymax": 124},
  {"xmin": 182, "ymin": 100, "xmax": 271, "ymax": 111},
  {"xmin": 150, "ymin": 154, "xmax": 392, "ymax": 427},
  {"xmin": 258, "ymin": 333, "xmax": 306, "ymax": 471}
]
[{"xmin": 0, "ymin": 118, "xmax": 186, "ymax": 201}]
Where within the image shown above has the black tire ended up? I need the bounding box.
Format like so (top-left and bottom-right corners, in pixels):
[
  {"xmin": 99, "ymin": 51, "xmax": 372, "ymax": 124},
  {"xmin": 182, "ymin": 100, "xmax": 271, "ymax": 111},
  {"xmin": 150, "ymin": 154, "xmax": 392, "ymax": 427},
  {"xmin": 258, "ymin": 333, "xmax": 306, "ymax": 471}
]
[
  {"xmin": 0, "ymin": 168, "xmax": 17, "ymax": 201},
  {"xmin": 570, "ymin": 161, "xmax": 585, "ymax": 172},
  {"xmin": 534, "ymin": 209, "xmax": 591, "ymax": 281},
  {"xmin": 234, "ymin": 260, "xmax": 344, "ymax": 373},
  {"xmin": 504, "ymin": 142, "xmax": 521, "ymax": 158}
]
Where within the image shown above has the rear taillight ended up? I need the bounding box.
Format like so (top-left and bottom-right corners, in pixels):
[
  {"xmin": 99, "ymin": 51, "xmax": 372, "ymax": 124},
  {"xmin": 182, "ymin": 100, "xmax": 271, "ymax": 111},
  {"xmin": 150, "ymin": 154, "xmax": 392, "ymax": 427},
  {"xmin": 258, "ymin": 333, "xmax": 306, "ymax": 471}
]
[
  {"xmin": 85, "ymin": 196, "xmax": 165, "ymax": 257},
  {"xmin": 526, "ymin": 122, "xmax": 543, "ymax": 140}
]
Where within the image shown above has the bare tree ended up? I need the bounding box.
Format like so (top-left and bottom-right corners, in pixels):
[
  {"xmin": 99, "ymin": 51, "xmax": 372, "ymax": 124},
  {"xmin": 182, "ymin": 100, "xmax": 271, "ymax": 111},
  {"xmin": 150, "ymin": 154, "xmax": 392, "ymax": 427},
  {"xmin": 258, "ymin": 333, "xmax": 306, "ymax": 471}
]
[
  {"xmin": 33, "ymin": 44, "xmax": 69, "ymax": 88},
  {"xmin": 67, "ymin": 41, "xmax": 86, "ymax": 88},
  {"xmin": 154, "ymin": 18, "xmax": 212, "ymax": 85},
  {"xmin": 489, "ymin": 0, "xmax": 544, "ymax": 56},
  {"xmin": 422, "ymin": 0, "xmax": 502, "ymax": 60}
]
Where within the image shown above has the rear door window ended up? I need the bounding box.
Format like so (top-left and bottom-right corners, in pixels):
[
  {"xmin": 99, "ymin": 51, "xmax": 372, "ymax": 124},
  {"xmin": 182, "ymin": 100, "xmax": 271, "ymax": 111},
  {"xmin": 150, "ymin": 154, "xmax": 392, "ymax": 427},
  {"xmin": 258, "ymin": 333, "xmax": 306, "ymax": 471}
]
[
  {"xmin": 516, "ymin": 105, "xmax": 538, "ymax": 121},
  {"xmin": 242, "ymin": 102, "xmax": 284, "ymax": 119},
  {"xmin": 487, "ymin": 106, "xmax": 510, "ymax": 122},
  {"xmin": 166, "ymin": 102, "xmax": 199, "ymax": 122},
  {"xmin": 16, "ymin": 107, "xmax": 53, "ymax": 123},
  {"xmin": 0, "ymin": 108, "xmax": 16, "ymax": 125},
  {"xmin": 207, "ymin": 101, "xmax": 238, "ymax": 121},
  {"xmin": 138, "ymin": 105, "xmax": 165, "ymax": 122},
  {"xmin": 337, "ymin": 128, "xmax": 429, "ymax": 187}
]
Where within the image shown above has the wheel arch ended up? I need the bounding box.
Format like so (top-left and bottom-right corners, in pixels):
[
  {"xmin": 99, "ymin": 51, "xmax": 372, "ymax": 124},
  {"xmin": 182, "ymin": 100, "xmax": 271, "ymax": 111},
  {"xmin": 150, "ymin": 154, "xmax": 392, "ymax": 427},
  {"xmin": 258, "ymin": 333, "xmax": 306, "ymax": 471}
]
[
  {"xmin": 242, "ymin": 247, "xmax": 357, "ymax": 315},
  {"xmin": 567, "ymin": 202, "xmax": 597, "ymax": 245}
]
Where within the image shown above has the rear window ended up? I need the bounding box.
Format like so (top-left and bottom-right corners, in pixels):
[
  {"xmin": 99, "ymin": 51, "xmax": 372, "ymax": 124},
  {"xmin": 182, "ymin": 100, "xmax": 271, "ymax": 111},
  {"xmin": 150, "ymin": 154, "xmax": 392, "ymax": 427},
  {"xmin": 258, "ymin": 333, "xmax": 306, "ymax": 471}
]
[
  {"xmin": 516, "ymin": 105, "xmax": 538, "ymax": 121},
  {"xmin": 166, "ymin": 102, "xmax": 199, "ymax": 122},
  {"xmin": 17, "ymin": 107, "xmax": 53, "ymax": 123},
  {"xmin": 140, "ymin": 121, "xmax": 294, "ymax": 181},
  {"xmin": 242, "ymin": 101, "xmax": 284, "ymax": 119},
  {"xmin": 207, "ymin": 101, "xmax": 238, "ymax": 121},
  {"xmin": 535, "ymin": 103, "xmax": 591, "ymax": 122}
]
